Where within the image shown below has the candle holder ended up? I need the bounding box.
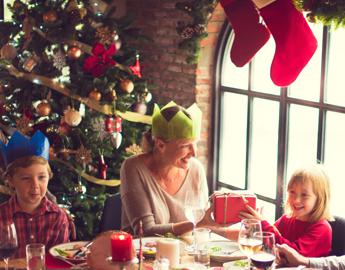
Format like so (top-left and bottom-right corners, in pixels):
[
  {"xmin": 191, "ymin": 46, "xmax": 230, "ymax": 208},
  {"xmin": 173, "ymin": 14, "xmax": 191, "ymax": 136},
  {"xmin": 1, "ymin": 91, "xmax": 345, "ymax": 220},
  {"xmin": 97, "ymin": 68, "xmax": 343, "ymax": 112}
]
[{"xmin": 106, "ymin": 257, "xmax": 139, "ymax": 270}]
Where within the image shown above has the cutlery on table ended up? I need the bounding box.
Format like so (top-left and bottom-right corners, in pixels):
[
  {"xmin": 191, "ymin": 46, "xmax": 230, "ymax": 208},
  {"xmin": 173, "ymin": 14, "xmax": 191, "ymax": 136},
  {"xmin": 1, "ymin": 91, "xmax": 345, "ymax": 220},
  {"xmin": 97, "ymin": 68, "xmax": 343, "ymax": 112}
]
[{"xmin": 73, "ymin": 241, "xmax": 93, "ymax": 258}]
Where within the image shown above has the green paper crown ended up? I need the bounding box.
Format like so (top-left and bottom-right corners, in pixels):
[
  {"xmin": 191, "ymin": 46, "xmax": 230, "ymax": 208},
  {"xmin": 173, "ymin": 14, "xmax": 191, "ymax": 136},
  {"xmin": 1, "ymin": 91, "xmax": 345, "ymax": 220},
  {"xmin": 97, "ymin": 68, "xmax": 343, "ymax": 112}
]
[{"xmin": 152, "ymin": 101, "xmax": 202, "ymax": 140}]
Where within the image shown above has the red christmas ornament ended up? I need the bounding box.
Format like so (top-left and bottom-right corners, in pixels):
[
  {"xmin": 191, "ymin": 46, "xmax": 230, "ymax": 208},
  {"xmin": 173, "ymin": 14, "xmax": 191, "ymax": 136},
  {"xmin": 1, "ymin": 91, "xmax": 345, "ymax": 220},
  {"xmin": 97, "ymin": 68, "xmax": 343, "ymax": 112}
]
[
  {"xmin": 83, "ymin": 43, "xmax": 116, "ymax": 77},
  {"xmin": 114, "ymin": 117, "xmax": 122, "ymax": 133},
  {"xmin": 99, "ymin": 154, "xmax": 108, "ymax": 179},
  {"xmin": 105, "ymin": 116, "xmax": 122, "ymax": 132},
  {"xmin": 105, "ymin": 117, "xmax": 114, "ymax": 132},
  {"xmin": 129, "ymin": 54, "xmax": 142, "ymax": 78}
]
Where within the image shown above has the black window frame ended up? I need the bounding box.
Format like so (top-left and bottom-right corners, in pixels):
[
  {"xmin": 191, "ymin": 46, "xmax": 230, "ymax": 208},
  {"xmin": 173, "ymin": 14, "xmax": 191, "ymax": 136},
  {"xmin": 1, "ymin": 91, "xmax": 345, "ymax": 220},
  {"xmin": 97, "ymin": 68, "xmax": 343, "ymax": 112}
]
[{"xmin": 212, "ymin": 22, "xmax": 344, "ymax": 220}]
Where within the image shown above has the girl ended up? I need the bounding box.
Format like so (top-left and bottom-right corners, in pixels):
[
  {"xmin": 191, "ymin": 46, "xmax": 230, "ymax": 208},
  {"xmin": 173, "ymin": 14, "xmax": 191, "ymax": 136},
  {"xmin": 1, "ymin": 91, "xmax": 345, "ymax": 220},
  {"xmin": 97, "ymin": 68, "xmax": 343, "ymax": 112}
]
[{"xmin": 199, "ymin": 165, "xmax": 332, "ymax": 257}]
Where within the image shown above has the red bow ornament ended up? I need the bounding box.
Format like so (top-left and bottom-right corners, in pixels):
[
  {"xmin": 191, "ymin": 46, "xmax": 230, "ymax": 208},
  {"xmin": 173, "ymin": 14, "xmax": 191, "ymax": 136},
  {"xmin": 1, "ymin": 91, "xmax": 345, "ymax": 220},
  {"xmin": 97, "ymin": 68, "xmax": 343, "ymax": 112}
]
[{"xmin": 83, "ymin": 43, "xmax": 116, "ymax": 77}]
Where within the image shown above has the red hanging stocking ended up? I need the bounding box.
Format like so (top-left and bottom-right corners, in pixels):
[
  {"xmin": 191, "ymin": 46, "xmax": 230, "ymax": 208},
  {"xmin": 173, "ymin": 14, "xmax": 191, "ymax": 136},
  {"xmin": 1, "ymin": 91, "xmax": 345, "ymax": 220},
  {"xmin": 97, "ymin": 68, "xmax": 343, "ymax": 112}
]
[
  {"xmin": 258, "ymin": 0, "xmax": 317, "ymax": 86},
  {"xmin": 220, "ymin": 0, "xmax": 270, "ymax": 67}
]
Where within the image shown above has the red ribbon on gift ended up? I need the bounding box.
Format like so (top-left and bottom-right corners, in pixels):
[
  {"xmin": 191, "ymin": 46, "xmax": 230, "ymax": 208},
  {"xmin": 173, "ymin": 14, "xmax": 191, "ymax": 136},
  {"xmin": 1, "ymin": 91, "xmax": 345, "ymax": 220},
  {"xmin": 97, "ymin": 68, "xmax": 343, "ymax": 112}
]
[{"xmin": 83, "ymin": 43, "xmax": 116, "ymax": 77}]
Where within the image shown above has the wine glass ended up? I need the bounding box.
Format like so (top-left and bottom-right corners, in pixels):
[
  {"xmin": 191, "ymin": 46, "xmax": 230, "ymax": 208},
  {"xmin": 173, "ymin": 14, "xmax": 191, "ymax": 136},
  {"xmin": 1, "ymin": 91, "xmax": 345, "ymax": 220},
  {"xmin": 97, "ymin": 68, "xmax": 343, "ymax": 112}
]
[
  {"xmin": 238, "ymin": 219, "xmax": 263, "ymax": 269},
  {"xmin": 184, "ymin": 202, "xmax": 207, "ymax": 253},
  {"xmin": 250, "ymin": 232, "xmax": 275, "ymax": 270},
  {"xmin": 0, "ymin": 222, "xmax": 18, "ymax": 270}
]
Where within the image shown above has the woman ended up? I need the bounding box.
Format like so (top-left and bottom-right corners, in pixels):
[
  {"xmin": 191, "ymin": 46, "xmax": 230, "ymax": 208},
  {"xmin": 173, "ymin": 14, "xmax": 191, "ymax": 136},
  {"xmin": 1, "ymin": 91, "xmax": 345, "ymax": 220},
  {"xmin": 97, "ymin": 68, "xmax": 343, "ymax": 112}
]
[{"xmin": 120, "ymin": 101, "xmax": 209, "ymax": 236}]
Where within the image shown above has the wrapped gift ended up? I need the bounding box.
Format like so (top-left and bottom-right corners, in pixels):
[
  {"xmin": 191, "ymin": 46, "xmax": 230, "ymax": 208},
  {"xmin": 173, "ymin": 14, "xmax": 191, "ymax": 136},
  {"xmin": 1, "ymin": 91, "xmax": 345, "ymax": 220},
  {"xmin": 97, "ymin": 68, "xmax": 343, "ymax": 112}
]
[{"xmin": 213, "ymin": 192, "xmax": 256, "ymax": 224}]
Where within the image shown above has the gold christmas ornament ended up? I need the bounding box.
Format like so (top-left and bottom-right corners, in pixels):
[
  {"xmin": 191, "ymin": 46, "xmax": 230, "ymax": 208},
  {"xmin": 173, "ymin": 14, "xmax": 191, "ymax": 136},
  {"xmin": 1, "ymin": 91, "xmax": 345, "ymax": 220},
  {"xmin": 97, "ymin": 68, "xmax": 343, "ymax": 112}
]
[
  {"xmin": 43, "ymin": 10, "xmax": 58, "ymax": 24},
  {"xmin": 88, "ymin": 89, "xmax": 102, "ymax": 101},
  {"xmin": 67, "ymin": 46, "xmax": 82, "ymax": 59},
  {"xmin": 64, "ymin": 107, "xmax": 82, "ymax": 127},
  {"xmin": 36, "ymin": 101, "xmax": 52, "ymax": 116},
  {"xmin": 0, "ymin": 44, "xmax": 17, "ymax": 60},
  {"xmin": 120, "ymin": 79, "xmax": 134, "ymax": 94}
]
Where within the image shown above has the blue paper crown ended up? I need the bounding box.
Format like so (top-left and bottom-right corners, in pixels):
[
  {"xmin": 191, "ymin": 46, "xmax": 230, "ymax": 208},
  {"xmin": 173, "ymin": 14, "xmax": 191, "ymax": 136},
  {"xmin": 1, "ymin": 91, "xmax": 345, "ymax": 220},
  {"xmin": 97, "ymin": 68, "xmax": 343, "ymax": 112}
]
[{"xmin": 0, "ymin": 131, "xmax": 50, "ymax": 166}]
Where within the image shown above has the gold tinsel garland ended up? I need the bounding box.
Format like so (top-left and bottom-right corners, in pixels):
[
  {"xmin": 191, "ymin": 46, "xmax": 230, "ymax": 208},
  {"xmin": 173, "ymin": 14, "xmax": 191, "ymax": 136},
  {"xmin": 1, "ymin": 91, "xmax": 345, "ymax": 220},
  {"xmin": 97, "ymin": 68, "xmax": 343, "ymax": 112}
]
[{"xmin": 3, "ymin": 63, "xmax": 151, "ymax": 124}]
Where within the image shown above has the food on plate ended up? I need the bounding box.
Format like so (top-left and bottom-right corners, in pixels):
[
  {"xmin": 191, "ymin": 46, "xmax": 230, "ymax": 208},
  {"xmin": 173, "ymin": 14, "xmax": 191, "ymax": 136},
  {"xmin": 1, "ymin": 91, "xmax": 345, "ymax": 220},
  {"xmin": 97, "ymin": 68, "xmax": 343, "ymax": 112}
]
[
  {"xmin": 54, "ymin": 244, "xmax": 87, "ymax": 260},
  {"xmin": 54, "ymin": 248, "xmax": 75, "ymax": 259},
  {"xmin": 233, "ymin": 260, "xmax": 249, "ymax": 267},
  {"xmin": 210, "ymin": 246, "xmax": 222, "ymax": 253}
]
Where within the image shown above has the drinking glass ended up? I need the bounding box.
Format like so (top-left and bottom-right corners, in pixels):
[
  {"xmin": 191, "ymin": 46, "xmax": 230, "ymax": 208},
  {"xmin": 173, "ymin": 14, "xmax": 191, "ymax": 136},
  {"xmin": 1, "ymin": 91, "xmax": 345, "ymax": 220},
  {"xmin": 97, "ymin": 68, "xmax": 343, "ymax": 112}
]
[
  {"xmin": 26, "ymin": 243, "xmax": 46, "ymax": 270},
  {"xmin": 0, "ymin": 222, "xmax": 18, "ymax": 270},
  {"xmin": 184, "ymin": 203, "xmax": 207, "ymax": 252},
  {"xmin": 238, "ymin": 219, "xmax": 262, "ymax": 268},
  {"xmin": 193, "ymin": 227, "xmax": 211, "ymax": 266},
  {"xmin": 250, "ymin": 232, "xmax": 275, "ymax": 270}
]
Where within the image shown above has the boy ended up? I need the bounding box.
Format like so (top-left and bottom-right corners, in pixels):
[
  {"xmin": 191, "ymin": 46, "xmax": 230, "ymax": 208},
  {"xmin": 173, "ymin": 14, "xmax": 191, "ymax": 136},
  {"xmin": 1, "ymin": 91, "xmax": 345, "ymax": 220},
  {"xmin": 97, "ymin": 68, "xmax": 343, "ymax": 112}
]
[{"xmin": 0, "ymin": 131, "xmax": 70, "ymax": 258}]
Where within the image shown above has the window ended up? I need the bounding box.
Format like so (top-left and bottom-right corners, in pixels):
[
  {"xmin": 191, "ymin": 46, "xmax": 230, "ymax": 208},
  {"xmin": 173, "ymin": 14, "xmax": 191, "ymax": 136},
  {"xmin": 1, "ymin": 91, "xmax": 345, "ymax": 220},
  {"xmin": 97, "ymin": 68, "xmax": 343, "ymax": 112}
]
[{"xmin": 214, "ymin": 22, "xmax": 345, "ymax": 222}]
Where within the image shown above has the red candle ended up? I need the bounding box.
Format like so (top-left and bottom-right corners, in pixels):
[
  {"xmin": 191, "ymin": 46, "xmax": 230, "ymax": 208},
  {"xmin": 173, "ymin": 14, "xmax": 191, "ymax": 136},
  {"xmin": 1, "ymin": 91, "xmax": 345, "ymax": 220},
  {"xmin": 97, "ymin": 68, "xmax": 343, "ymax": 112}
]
[{"xmin": 110, "ymin": 232, "xmax": 133, "ymax": 262}]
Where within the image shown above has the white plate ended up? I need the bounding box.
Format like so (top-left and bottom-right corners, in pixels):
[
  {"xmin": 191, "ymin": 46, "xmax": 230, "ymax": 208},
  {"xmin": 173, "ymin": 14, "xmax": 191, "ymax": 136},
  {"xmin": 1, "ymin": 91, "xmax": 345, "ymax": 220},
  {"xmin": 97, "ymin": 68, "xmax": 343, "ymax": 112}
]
[
  {"xmin": 49, "ymin": 241, "xmax": 89, "ymax": 263},
  {"xmin": 177, "ymin": 263, "xmax": 208, "ymax": 270},
  {"xmin": 223, "ymin": 259, "xmax": 249, "ymax": 270},
  {"xmin": 209, "ymin": 241, "xmax": 246, "ymax": 263},
  {"xmin": 133, "ymin": 237, "xmax": 185, "ymax": 258}
]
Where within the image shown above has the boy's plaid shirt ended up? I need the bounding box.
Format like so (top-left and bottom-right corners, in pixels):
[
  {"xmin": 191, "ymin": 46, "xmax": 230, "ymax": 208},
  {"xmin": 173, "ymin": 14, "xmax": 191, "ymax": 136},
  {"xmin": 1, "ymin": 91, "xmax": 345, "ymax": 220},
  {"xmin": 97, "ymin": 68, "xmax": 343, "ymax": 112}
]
[{"xmin": 0, "ymin": 196, "xmax": 70, "ymax": 258}]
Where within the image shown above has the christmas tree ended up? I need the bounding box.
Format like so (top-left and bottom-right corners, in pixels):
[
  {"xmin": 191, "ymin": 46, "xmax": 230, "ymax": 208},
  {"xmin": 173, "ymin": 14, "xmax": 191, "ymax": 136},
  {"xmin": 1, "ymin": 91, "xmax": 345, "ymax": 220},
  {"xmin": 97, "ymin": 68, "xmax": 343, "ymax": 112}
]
[{"xmin": 0, "ymin": 0, "xmax": 151, "ymax": 239}]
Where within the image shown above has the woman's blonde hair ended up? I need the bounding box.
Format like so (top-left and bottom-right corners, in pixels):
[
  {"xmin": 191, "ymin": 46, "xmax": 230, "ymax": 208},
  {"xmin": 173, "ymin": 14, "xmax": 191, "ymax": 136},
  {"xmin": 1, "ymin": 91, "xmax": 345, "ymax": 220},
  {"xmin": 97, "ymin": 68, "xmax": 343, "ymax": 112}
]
[
  {"xmin": 285, "ymin": 165, "xmax": 333, "ymax": 222},
  {"xmin": 4, "ymin": 156, "xmax": 53, "ymax": 179}
]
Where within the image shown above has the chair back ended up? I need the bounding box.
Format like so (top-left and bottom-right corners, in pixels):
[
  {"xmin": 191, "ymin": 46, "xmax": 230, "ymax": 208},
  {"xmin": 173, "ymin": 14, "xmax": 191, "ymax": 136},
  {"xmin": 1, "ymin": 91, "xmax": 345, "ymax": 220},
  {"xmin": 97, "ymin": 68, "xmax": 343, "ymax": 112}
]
[
  {"xmin": 329, "ymin": 215, "xmax": 345, "ymax": 256},
  {"xmin": 99, "ymin": 193, "xmax": 122, "ymax": 232}
]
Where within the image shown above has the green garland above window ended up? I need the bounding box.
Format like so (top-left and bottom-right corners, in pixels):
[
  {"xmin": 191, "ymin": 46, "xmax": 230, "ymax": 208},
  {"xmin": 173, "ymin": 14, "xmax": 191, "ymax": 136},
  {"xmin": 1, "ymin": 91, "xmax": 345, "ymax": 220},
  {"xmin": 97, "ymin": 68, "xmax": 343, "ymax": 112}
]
[
  {"xmin": 175, "ymin": 0, "xmax": 218, "ymax": 64},
  {"xmin": 294, "ymin": 0, "xmax": 345, "ymax": 28}
]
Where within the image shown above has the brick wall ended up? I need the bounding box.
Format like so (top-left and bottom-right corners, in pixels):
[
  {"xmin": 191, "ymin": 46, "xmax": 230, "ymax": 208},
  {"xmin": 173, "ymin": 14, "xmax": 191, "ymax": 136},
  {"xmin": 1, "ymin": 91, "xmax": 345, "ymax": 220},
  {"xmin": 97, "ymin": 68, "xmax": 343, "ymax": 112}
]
[{"xmin": 126, "ymin": 0, "xmax": 226, "ymax": 183}]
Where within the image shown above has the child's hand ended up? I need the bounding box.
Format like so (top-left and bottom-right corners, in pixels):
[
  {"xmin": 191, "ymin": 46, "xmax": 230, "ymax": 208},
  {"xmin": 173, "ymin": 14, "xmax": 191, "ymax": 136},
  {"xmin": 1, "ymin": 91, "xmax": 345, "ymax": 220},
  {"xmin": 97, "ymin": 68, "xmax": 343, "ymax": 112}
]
[{"xmin": 239, "ymin": 198, "xmax": 263, "ymax": 220}]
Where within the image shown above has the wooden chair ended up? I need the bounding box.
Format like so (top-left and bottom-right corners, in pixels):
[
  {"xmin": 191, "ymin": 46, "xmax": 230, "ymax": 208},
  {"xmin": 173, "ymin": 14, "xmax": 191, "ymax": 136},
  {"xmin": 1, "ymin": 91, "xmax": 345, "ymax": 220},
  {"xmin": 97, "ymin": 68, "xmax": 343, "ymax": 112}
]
[
  {"xmin": 329, "ymin": 215, "xmax": 345, "ymax": 256},
  {"xmin": 99, "ymin": 193, "xmax": 122, "ymax": 232}
]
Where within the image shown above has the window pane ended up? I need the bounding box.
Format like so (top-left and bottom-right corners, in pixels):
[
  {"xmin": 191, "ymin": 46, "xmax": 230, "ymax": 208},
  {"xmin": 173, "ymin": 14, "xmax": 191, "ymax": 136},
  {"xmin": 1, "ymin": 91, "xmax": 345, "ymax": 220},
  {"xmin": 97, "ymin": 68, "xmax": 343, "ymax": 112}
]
[
  {"xmin": 324, "ymin": 112, "xmax": 345, "ymax": 216},
  {"xmin": 251, "ymin": 37, "xmax": 280, "ymax": 94},
  {"xmin": 258, "ymin": 199, "xmax": 276, "ymax": 224},
  {"xmin": 288, "ymin": 23, "xmax": 323, "ymax": 101},
  {"xmin": 221, "ymin": 32, "xmax": 249, "ymax": 89},
  {"xmin": 249, "ymin": 98, "xmax": 279, "ymax": 198},
  {"xmin": 218, "ymin": 93, "xmax": 248, "ymax": 188},
  {"xmin": 326, "ymin": 28, "xmax": 345, "ymax": 106},
  {"xmin": 286, "ymin": 104, "xmax": 318, "ymax": 177}
]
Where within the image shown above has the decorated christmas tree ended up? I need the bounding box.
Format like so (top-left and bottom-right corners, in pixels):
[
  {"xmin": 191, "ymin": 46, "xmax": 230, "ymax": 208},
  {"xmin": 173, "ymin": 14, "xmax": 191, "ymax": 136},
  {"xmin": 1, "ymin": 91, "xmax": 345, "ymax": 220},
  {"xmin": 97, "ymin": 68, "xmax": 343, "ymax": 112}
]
[{"xmin": 0, "ymin": 0, "xmax": 151, "ymax": 239}]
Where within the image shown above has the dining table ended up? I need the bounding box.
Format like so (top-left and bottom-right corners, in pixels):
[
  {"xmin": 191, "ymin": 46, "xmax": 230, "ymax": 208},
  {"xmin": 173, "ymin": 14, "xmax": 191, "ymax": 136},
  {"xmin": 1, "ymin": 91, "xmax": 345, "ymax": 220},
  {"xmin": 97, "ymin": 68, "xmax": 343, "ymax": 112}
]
[{"xmin": 0, "ymin": 231, "xmax": 314, "ymax": 270}]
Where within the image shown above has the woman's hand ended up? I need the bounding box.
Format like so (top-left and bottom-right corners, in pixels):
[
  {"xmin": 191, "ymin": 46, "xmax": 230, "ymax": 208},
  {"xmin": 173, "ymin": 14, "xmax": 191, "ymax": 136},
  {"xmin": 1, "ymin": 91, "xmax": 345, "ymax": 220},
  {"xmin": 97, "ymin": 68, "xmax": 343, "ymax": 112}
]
[{"xmin": 196, "ymin": 207, "xmax": 218, "ymax": 228}]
